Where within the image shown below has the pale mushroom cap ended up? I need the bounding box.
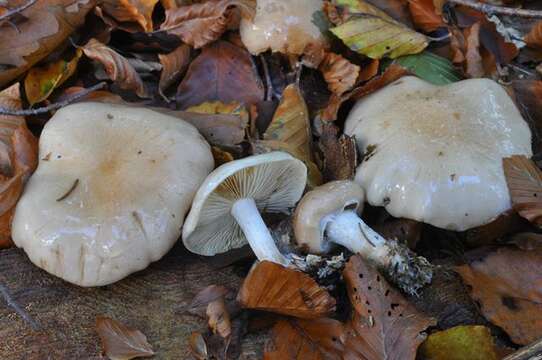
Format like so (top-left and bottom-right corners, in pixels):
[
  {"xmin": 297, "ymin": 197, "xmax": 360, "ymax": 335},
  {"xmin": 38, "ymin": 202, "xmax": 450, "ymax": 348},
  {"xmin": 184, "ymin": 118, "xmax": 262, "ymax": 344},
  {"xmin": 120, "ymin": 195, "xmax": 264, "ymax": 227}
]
[
  {"xmin": 239, "ymin": 0, "xmax": 326, "ymax": 55},
  {"xmin": 182, "ymin": 152, "xmax": 307, "ymax": 256},
  {"xmin": 293, "ymin": 180, "xmax": 364, "ymax": 253},
  {"xmin": 344, "ymin": 76, "xmax": 533, "ymax": 231},
  {"xmin": 12, "ymin": 102, "xmax": 214, "ymax": 286}
]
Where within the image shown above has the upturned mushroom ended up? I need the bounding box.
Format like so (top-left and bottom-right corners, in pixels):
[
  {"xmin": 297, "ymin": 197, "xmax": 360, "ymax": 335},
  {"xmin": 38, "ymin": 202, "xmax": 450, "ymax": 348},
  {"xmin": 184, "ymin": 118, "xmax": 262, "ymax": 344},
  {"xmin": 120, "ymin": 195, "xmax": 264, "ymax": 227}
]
[
  {"xmin": 293, "ymin": 180, "xmax": 431, "ymax": 295},
  {"xmin": 239, "ymin": 0, "xmax": 327, "ymax": 56},
  {"xmin": 12, "ymin": 102, "xmax": 214, "ymax": 286},
  {"xmin": 344, "ymin": 76, "xmax": 532, "ymax": 231},
  {"xmin": 182, "ymin": 152, "xmax": 307, "ymax": 266}
]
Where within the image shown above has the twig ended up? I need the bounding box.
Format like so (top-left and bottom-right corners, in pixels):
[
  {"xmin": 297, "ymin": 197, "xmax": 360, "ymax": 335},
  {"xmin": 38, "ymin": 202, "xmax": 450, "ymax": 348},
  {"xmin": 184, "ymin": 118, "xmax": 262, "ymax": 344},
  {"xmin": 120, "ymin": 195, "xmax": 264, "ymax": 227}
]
[
  {"xmin": 447, "ymin": 0, "xmax": 542, "ymax": 18},
  {"xmin": 56, "ymin": 179, "xmax": 79, "ymax": 202},
  {"xmin": 0, "ymin": 0, "xmax": 37, "ymax": 22},
  {"xmin": 0, "ymin": 82, "xmax": 107, "ymax": 116},
  {"xmin": 260, "ymin": 55, "xmax": 274, "ymax": 102},
  {"xmin": 0, "ymin": 283, "xmax": 41, "ymax": 331},
  {"xmin": 503, "ymin": 338, "xmax": 542, "ymax": 360}
]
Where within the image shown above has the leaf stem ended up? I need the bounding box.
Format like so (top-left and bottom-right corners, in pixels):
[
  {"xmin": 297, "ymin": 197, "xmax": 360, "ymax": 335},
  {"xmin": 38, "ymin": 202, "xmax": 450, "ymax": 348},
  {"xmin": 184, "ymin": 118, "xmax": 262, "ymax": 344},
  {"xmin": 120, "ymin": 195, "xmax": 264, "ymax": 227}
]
[
  {"xmin": 0, "ymin": 0, "xmax": 37, "ymax": 22},
  {"xmin": 447, "ymin": 0, "xmax": 542, "ymax": 18}
]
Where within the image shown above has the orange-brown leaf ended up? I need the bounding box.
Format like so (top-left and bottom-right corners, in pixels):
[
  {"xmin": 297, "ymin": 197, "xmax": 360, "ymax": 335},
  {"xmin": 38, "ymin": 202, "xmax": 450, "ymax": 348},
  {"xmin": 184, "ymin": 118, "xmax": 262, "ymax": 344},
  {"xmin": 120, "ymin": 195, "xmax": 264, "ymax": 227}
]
[
  {"xmin": 358, "ymin": 59, "xmax": 380, "ymax": 82},
  {"xmin": 207, "ymin": 298, "xmax": 232, "ymax": 338},
  {"xmin": 503, "ymin": 155, "xmax": 542, "ymax": 226},
  {"xmin": 342, "ymin": 255, "xmax": 436, "ymax": 360},
  {"xmin": 525, "ymin": 21, "xmax": 542, "ymax": 49},
  {"xmin": 160, "ymin": 0, "xmax": 255, "ymax": 48},
  {"xmin": 350, "ymin": 63, "xmax": 408, "ymax": 101},
  {"xmin": 189, "ymin": 332, "xmax": 209, "ymax": 360},
  {"xmin": 464, "ymin": 22, "xmax": 485, "ymax": 78},
  {"xmin": 0, "ymin": 84, "xmax": 38, "ymax": 249},
  {"xmin": 82, "ymin": 38, "xmax": 149, "ymax": 98},
  {"xmin": 408, "ymin": 0, "xmax": 444, "ymax": 32},
  {"xmin": 319, "ymin": 52, "xmax": 360, "ymax": 96},
  {"xmin": 101, "ymin": 0, "xmax": 159, "ymax": 32},
  {"xmin": 158, "ymin": 44, "xmax": 191, "ymax": 98},
  {"xmin": 96, "ymin": 316, "xmax": 154, "ymax": 360},
  {"xmin": 237, "ymin": 261, "xmax": 336, "ymax": 319},
  {"xmin": 318, "ymin": 123, "xmax": 357, "ymax": 182},
  {"xmin": 264, "ymin": 318, "xmax": 346, "ymax": 360},
  {"xmin": 456, "ymin": 247, "xmax": 542, "ymax": 345}
]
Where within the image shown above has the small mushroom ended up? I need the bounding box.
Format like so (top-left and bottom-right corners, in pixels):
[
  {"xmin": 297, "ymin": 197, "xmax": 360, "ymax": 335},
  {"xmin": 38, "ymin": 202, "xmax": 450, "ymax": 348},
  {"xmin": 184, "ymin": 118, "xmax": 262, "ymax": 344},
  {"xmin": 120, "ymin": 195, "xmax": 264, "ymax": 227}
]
[
  {"xmin": 344, "ymin": 76, "xmax": 533, "ymax": 231},
  {"xmin": 12, "ymin": 103, "xmax": 214, "ymax": 286},
  {"xmin": 239, "ymin": 0, "xmax": 327, "ymax": 56},
  {"xmin": 294, "ymin": 180, "xmax": 432, "ymax": 295},
  {"xmin": 183, "ymin": 152, "xmax": 307, "ymax": 266}
]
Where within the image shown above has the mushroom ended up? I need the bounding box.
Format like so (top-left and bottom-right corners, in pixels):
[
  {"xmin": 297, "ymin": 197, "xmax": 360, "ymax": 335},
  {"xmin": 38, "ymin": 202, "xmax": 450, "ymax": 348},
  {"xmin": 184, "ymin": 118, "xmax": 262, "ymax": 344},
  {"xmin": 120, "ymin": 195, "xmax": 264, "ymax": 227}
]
[
  {"xmin": 11, "ymin": 102, "xmax": 214, "ymax": 286},
  {"xmin": 239, "ymin": 0, "xmax": 327, "ymax": 56},
  {"xmin": 182, "ymin": 152, "xmax": 307, "ymax": 266},
  {"xmin": 344, "ymin": 76, "xmax": 532, "ymax": 231},
  {"xmin": 293, "ymin": 180, "xmax": 432, "ymax": 295}
]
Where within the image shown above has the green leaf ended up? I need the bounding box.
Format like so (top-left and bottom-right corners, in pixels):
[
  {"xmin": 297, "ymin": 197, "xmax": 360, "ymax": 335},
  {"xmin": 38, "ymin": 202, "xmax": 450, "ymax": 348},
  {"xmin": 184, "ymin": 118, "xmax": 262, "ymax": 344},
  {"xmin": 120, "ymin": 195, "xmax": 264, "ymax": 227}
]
[
  {"xmin": 394, "ymin": 52, "xmax": 462, "ymax": 85},
  {"xmin": 330, "ymin": 15, "xmax": 428, "ymax": 59}
]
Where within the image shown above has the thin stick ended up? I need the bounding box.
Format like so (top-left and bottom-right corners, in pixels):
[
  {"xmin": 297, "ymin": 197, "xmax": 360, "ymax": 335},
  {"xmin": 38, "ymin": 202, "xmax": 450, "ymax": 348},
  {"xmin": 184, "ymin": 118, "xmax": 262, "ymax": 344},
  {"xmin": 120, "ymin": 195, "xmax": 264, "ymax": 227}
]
[
  {"xmin": 0, "ymin": 0, "xmax": 37, "ymax": 22},
  {"xmin": 503, "ymin": 338, "xmax": 542, "ymax": 360},
  {"xmin": 260, "ymin": 55, "xmax": 274, "ymax": 101},
  {"xmin": 0, "ymin": 82, "xmax": 107, "ymax": 116},
  {"xmin": 56, "ymin": 179, "xmax": 79, "ymax": 202},
  {"xmin": 447, "ymin": 0, "xmax": 542, "ymax": 18}
]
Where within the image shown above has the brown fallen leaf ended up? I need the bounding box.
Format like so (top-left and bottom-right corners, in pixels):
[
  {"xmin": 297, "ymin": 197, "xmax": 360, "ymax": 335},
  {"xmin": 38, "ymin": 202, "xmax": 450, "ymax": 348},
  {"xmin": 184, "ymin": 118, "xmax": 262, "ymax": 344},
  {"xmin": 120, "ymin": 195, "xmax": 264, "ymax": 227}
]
[
  {"xmin": 160, "ymin": 0, "xmax": 255, "ymax": 49},
  {"xmin": 0, "ymin": 84, "xmax": 38, "ymax": 248},
  {"xmin": 96, "ymin": 316, "xmax": 154, "ymax": 360},
  {"xmin": 358, "ymin": 59, "xmax": 380, "ymax": 82},
  {"xmin": 264, "ymin": 318, "xmax": 345, "ymax": 360},
  {"xmin": 212, "ymin": 146, "xmax": 234, "ymax": 166},
  {"xmin": 342, "ymin": 255, "xmax": 436, "ymax": 360},
  {"xmin": 158, "ymin": 44, "xmax": 191, "ymax": 99},
  {"xmin": 465, "ymin": 210, "xmax": 528, "ymax": 248},
  {"xmin": 525, "ymin": 21, "xmax": 542, "ymax": 49},
  {"xmin": 56, "ymin": 86, "xmax": 125, "ymax": 104},
  {"xmin": 189, "ymin": 332, "xmax": 209, "ymax": 360},
  {"xmin": 177, "ymin": 40, "xmax": 264, "ymax": 109},
  {"xmin": 318, "ymin": 123, "xmax": 357, "ymax": 182},
  {"xmin": 237, "ymin": 261, "xmax": 336, "ymax": 319},
  {"xmin": 456, "ymin": 247, "xmax": 542, "ymax": 345},
  {"xmin": 319, "ymin": 52, "xmax": 360, "ymax": 96},
  {"xmin": 82, "ymin": 38, "xmax": 149, "ymax": 98},
  {"xmin": 207, "ymin": 297, "xmax": 232, "ymax": 339},
  {"xmin": 503, "ymin": 155, "xmax": 542, "ymax": 227},
  {"xmin": 191, "ymin": 284, "xmax": 231, "ymax": 310},
  {"xmin": 464, "ymin": 22, "xmax": 485, "ymax": 78},
  {"xmin": 407, "ymin": 0, "xmax": 444, "ymax": 33},
  {"xmin": 24, "ymin": 50, "xmax": 82, "ymax": 106},
  {"xmin": 101, "ymin": 0, "xmax": 159, "ymax": 32},
  {"xmin": 0, "ymin": 0, "xmax": 96, "ymax": 88},
  {"xmin": 512, "ymin": 80, "xmax": 542, "ymax": 154}
]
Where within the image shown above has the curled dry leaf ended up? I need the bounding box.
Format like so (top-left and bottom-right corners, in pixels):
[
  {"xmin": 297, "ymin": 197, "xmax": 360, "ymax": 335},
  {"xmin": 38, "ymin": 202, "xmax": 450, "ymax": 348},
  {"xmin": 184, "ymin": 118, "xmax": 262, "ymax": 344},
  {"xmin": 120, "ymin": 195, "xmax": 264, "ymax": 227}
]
[
  {"xmin": 56, "ymin": 86, "xmax": 125, "ymax": 104},
  {"xmin": 525, "ymin": 21, "xmax": 542, "ymax": 49},
  {"xmin": 160, "ymin": 0, "xmax": 255, "ymax": 49},
  {"xmin": 264, "ymin": 318, "xmax": 345, "ymax": 360},
  {"xmin": 318, "ymin": 123, "xmax": 357, "ymax": 182},
  {"xmin": 407, "ymin": 0, "xmax": 444, "ymax": 33},
  {"xmin": 512, "ymin": 80, "xmax": 542, "ymax": 154},
  {"xmin": 158, "ymin": 44, "xmax": 191, "ymax": 99},
  {"xmin": 24, "ymin": 50, "xmax": 82, "ymax": 106},
  {"xmin": 319, "ymin": 52, "xmax": 360, "ymax": 96},
  {"xmin": 177, "ymin": 41, "xmax": 264, "ymax": 109},
  {"xmin": 503, "ymin": 155, "xmax": 542, "ymax": 227},
  {"xmin": 420, "ymin": 325, "xmax": 498, "ymax": 360},
  {"xmin": 0, "ymin": 84, "xmax": 38, "ymax": 248},
  {"xmin": 189, "ymin": 332, "xmax": 209, "ymax": 360},
  {"xmin": 464, "ymin": 22, "xmax": 485, "ymax": 78},
  {"xmin": 237, "ymin": 261, "xmax": 336, "ymax": 319},
  {"xmin": 0, "ymin": 0, "xmax": 96, "ymax": 88},
  {"xmin": 211, "ymin": 146, "xmax": 234, "ymax": 166},
  {"xmin": 191, "ymin": 284, "xmax": 231, "ymax": 310},
  {"xmin": 342, "ymin": 255, "xmax": 436, "ymax": 360},
  {"xmin": 96, "ymin": 316, "xmax": 154, "ymax": 360},
  {"xmin": 101, "ymin": 0, "xmax": 159, "ymax": 32},
  {"xmin": 456, "ymin": 247, "xmax": 542, "ymax": 345},
  {"xmin": 82, "ymin": 38, "xmax": 149, "ymax": 98},
  {"xmin": 326, "ymin": 0, "xmax": 394, "ymax": 25},
  {"xmin": 207, "ymin": 297, "xmax": 232, "ymax": 339}
]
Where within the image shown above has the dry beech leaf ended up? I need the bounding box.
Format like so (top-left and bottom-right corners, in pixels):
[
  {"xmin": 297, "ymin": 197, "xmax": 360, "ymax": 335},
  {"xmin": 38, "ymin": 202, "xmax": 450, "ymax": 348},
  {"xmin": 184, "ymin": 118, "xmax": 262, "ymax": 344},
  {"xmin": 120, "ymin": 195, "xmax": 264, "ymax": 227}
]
[
  {"xmin": 24, "ymin": 50, "xmax": 82, "ymax": 106},
  {"xmin": 101, "ymin": 0, "xmax": 159, "ymax": 32},
  {"xmin": 525, "ymin": 21, "xmax": 542, "ymax": 49},
  {"xmin": 342, "ymin": 255, "xmax": 436, "ymax": 360},
  {"xmin": 407, "ymin": 0, "xmax": 444, "ymax": 33},
  {"xmin": 319, "ymin": 52, "xmax": 360, "ymax": 96},
  {"xmin": 319, "ymin": 123, "xmax": 357, "ymax": 182},
  {"xmin": 176, "ymin": 40, "xmax": 264, "ymax": 109},
  {"xmin": 359, "ymin": 59, "xmax": 380, "ymax": 82},
  {"xmin": 512, "ymin": 81, "xmax": 542, "ymax": 154},
  {"xmin": 0, "ymin": 84, "xmax": 38, "ymax": 249},
  {"xmin": 237, "ymin": 261, "xmax": 336, "ymax": 319},
  {"xmin": 189, "ymin": 332, "xmax": 209, "ymax": 360},
  {"xmin": 56, "ymin": 86, "xmax": 125, "ymax": 104},
  {"xmin": 327, "ymin": 0, "xmax": 394, "ymax": 25},
  {"xmin": 191, "ymin": 284, "xmax": 231, "ymax": 310},
  {"xmin": 0, "ymin": 0, "xmax": 96, "ymax": 88},
  {"xmin": 264, "ymin": 318, "xmax": 345, "ymax": 360},
  {"xmin": 503, "ymin": 155, "xmax": 542, "ymax": 226},
  {"xmin": 456, "ymin": 247, "xmax": 542, "ymax": 345},
  {"xmin": 82, "ymin": 39, "xmax": 149, "ymax": 98},
  {"xmin": 158, "ymin": 44, "xmax": 191, "ymax": 99},
  {"xmin": 464, "ymin": 22, "xmax": 485, "ymax": 78},
  {"xmin": 211, "ymin": 146, "xmax": 234, "ymax": 166},
  {"xmin": 207, "ymin": 297, "xmax": 232, "ymax": 339},
  {"xmin": 257, "ymin": 84, "xmax": 322, "ymax": 188},
  {"xmin": 96, "ymin": 316, "xmax": 154, "ymax": 360},
  {"xmin": 420, "ymin": 325, "xmax": 499, "ymax": 360},
  {"xmin": 160, "ymin": 0, "xmax": 255, "ymax": 49}
]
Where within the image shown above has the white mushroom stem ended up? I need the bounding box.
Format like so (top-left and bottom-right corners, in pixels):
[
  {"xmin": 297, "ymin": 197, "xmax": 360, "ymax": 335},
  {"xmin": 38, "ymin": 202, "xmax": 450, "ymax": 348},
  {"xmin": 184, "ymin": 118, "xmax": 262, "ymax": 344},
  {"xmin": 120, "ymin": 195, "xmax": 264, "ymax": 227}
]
[
  {"xmin": 231, "ymin": 198, "xmax": 290, "ymax": 266},
  {"xmin": 325, "ymin": 210, "xmax": 432, "ymax": 295}
]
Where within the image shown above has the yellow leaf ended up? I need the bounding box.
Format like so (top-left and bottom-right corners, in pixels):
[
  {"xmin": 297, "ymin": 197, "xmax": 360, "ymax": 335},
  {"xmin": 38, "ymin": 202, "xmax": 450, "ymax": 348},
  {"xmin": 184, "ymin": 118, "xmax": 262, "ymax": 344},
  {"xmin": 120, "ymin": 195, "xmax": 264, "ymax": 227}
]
[
  {"xmin": 24, "ymin": 50, "xmax": 82, "ymax": 106},
  {"xmin": 333, "ymin": 0, "xmax": 394, "ymax": 22},
  {"xmin": 330, "ymin": 14, "xmax": 428, "ymax": 59},
  {"xmin": 186, "ymin": 101, "xmax": 248, "ymax": 120}
]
